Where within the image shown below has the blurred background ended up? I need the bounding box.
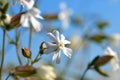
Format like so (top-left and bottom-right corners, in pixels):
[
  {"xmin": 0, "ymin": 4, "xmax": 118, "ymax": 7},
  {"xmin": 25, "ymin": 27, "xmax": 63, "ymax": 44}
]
[{"xmin": 1, "ymin": 0, "xmax": 120, "ymax": 80}]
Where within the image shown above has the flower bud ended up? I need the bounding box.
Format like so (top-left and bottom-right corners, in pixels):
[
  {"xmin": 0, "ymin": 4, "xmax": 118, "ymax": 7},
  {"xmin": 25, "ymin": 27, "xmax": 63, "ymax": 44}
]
[
  {"xmin": 22, "ymin": 47, "xmax": 31, "ymax": 59},
  {"xmin": 7, "ymin": 12, "xmax": 25, "ymax": 30},
  {"xmin": 39, "ymin": 42, "xmax": 45, "ymax": 55},
  {"xmin": 15, "ymin": 65, "xmax": 36, "ymax": 77},
  {"xmin": 94, "ymin": 55, "xmax": 113, "ymax": 67}
]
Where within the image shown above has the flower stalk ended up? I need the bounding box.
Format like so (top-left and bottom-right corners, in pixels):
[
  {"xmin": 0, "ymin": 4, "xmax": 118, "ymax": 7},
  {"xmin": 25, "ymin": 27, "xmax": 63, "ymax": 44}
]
[
  {"xmin": 15, "ymin": 28, "xmax": 22, "ymax": 65},
  {"xmin": 81, "ymin": 67, "xmax": 89, "ymax": 80},
  {"xmin": 0, "ymin": 29, "xmax": 6, "ymax": 80}
]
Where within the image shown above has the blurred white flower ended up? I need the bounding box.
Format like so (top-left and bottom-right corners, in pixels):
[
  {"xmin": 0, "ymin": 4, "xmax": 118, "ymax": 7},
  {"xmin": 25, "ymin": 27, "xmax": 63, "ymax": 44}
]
[
  {"xmin": 43, "ymin": 30, "xmax": 72, "ymax": 63},
  {"xmin": 0, "ymin": 14, "xmax": 11, "ymax": 26},
  {"xmin": 104, "ymin": 47, "xmax": 119, "ymax": 71},
  {"xmin": 13, "ymin": 0, "xmax": 34, "ymax": 9},
  {"xmin": 58, "ymin": 2, "xmax": 72, "ymax": 29},
  {"xmin": 109, "ymin": 34, "xmax": 120, "ymax": 47},
  {"xmin": 26, "ymin": 65, "xmax": 56, "ymax": 80},
  {"xmin": 70, "ymin": 34, "xmax": 83, "ymax": 51},
  {"xmin": 20, "ymin": 8, "xmax": 43, "ymax": 32}
]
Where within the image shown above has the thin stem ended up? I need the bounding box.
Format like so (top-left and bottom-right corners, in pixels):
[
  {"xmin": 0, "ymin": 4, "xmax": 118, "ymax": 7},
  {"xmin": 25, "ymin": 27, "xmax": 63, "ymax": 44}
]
[
  {"xmin": 31, "ymin": 53, "xmax": 40, "ymax": 65},
  {"xmin": 0, "ymin": 29, "xmax": 6, "ymax": 80},
  {"xmin": 16, "ymin": 28, "xmax": 22, "ymax": 65},
  {"xmin": 29, "ymin": 26, "xmax": 32, "ymax": 50},
  {"xmin": 34, "ymin": 0, "xmax": 38, "ymax": 6},
  {"xmin": 81, "ymin": 67, "xmax": 89, "ymax": 80},
  {"xmin": 5, "ymin": 74, "xmax": 10, "ymax": 80}
]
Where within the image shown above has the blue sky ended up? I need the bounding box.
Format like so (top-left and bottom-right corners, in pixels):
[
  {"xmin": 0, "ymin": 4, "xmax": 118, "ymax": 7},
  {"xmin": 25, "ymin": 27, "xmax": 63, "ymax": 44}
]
[{"xmin": 1, "ymin": 0, "xmax": 120, "ymax": 79}]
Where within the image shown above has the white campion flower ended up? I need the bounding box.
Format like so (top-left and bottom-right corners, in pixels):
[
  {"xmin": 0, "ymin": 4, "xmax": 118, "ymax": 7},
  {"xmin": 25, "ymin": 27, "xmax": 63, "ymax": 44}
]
[
  {"xmin": 109, "ymin": 34, "xmax": 120, "ymax": 47},
  {"xmin": 43, "ymin": 30, "xmax": 72, "ymax": 63},
  {"xmin": 20, "ymin": 7, "xmax": 43, "ymax": 32},
  {"xmin": 70, "ymin": 34, "xmax": 83, "ymax": 51},
  {"xmin": 104, "ymin": 47, "xmax": 119, "ymax": 71},
  {"xmin": 13, "ymin": 0, "xmax": 34, "ymax": 9},
  {"xmin": 58, "ymin": 2, "xmax": 72, "ymax": 29},
  {"xmin": 0, "ymin": 14, "xmax": 11, "ymax": 26},
  {"xmin": 26, "ymin": 65, "xmax": 56, "ymax": 80}
]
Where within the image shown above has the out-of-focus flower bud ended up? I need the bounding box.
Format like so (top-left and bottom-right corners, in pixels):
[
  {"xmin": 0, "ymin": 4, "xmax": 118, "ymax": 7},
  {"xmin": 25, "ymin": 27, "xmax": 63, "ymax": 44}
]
[
  {"xmin": 44, "ymin": 13, "xmax": 58, "ymax": 21},
  {"xmin": 4, "ymin": 14, "xmax": 11, "ymax": 24},
  {"xmin": 94, "ymin": 67, "xmax": 109, "ymax": 77},
  {"xmin": 7, "ymin": 12, "xmax": 25, "ymax": 30},
  {"xmin": 15, "ymin": 65, "xmax": 36, "ymax": 77},
  {"xmin": 0, "ymin": 14, "xmax": 11, "ymax": 29},
  {"xmin": 22, "ymin": 47, "xmax": 31, "ymax": 59},
  {"xmin": 39, "ymin": 42, "xmax": 45, "ymax": 55},
  {"xmin": 93, "ymin": 55, "xmax": 113, "ymax": 67},
  {"xmin": 96, "ymin": 21, "xmax": 109, "ymax": 30},
  {"xmin": 90, "ymin": 34, "xmax": 107, "ymax": 43}
]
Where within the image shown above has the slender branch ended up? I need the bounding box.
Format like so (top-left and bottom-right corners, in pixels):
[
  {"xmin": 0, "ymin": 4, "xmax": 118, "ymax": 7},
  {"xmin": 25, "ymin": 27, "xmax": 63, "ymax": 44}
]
[
  {"xmin": 29, "ymin": 26, "xmax": 32, "ymax": 50},
  {"xmin": 5, "ymin": 74, "xmax": 10, "ymax": 80},
  {"xmin": 0, "ymin": 29, "xmax": 6, "ymax": 80},
  {"xmin": 31, "ymin": 53, "xmax": 40, "ymax": 65},
  {"xmin": 81, "ymin": 67, "xmax": 89, "ymax": 80},
  {"xmin": 14, "ymin": 5, "xmax": 23, "ymax": 65},
  {"xmin": 34, "ymin": 0, "xmax": 38, "ymax": 6},
  {"xmin": 15, "ymin": 28, "xmax": 22, "ymax": 65}
]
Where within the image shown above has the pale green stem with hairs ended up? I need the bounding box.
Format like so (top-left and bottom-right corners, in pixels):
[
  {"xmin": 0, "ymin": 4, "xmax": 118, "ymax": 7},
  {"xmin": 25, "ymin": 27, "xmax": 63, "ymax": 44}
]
[{"xmin": 0, "ymin": 29, "xmax": 6, "ymax": 80}]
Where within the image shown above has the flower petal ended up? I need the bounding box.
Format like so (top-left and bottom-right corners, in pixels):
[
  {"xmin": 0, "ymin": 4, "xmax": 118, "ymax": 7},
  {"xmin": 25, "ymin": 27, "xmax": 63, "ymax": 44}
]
[
  {"xmin": 111, "ymin": 59, "xmax": 119, "ymax": 71},
  {"xmin": 52, "ymin": 51, "xmax": 61, "ymax": 64},
  {"xmin": 36, "ymin": 14, "xmax": 44, "ymax": 20},
  {"xmin": 30, "ymin": 8, "xmax": 43, "ymax": 18},
  {"xmin": 63, "ymin": 40, "xmax": 71, "ymax": 44},
  {"xmin": 105, "ymin": 47, "xmax": 119, "ymax": 70},
  {"xmin": 62, "ymin": 47, "xmax": 72, "ymax": 58},
  {"xmin": 105, "ymin": 47, "xmax": 118, "ymax": 59},
  {"xmin": 43, "ymin": 42, "xmax": 58, "ymax": 54},
  {"xmin": 21, "ymin": 0, "xmax": 34, "ymax": 9},
  {"xmin": 53, "ymin": 30, "xmax": 60, "ymax": 42},
  {"xmin": 47, "ymin": 33, "xmax": 57, "ymax": 42},
  {"xmin": 60, "ymin": 34, "xmax": 65, "ymax": 41},
  {"xmin": 60, "ymin": 34, "xmax": 71, "ymax": 44},
  {"xmin": 20, "ymin": 14, "xmax": 29, "ymax": 27},
  {"xmin": 30, "ymin": 16, "xmax": 42, "ymax": 32}
]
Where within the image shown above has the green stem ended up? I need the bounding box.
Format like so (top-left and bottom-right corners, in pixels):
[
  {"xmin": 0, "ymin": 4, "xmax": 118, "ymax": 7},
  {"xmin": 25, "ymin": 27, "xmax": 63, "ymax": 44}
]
[
  {"xmin": 16, "ymin": 28, "xmax": 22, "ymax": 65},
  {"xmin": 29, "ymin": 26, "xmax": 32, "ymax": 50},
  {"xmin": 5, "ymin": 74, "xmax": 10, "ymax": 80},
  {"xmin": 31, "ymin": 53, "xmax": 40, "ymax": 65},
  {"xmin": 0, "ymin": 29, "xmax": 6, "ymax": 80},
  {"xmin": 81, "ymin": 67, "xmax": 89, "ymax": 80},
  {"xmin": 14, "ymin": 5, "xmax": 23, "ymax": 65}
]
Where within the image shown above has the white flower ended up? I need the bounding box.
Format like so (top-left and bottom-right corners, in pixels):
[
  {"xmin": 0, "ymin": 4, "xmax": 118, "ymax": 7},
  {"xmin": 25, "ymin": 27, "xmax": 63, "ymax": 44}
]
[
  {"xmin": 13, "ymin": 0, "xmax": 34, "ymax": 9},
  {"xmin": 109, "ymin": 34, "xmax": 120, "ymax": 47},
  {"xmin": 20, "ymin": 8, "xmax": 43, "ymax": 32},
  {"xmin": 0, "ymin": 14, "xmax": 11, "ymax": 26},
  {"xmin": 104, "ymin": 47, "xmax": 119, "ymax": 71},
  {"xmin": 26, "ymin": 65, "xmax": 56, "ymax": 80},
  {"xmin": 43, "ymin": 30, "xmax": 72, "ymax": 63},
  {"xmin": 58, "ymin": 2, "xmax": 72, "ymax": 29},
  {"xmin": 70, "ymin": 34, "xmax": 83, "ymax": 51}
]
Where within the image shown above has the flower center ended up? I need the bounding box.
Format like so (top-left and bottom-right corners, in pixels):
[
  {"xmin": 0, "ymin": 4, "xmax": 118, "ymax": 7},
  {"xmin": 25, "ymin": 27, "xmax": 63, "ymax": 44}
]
[{"xmin": 58, "ymin": 42, "xmax": 64, "ymax": 48}]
